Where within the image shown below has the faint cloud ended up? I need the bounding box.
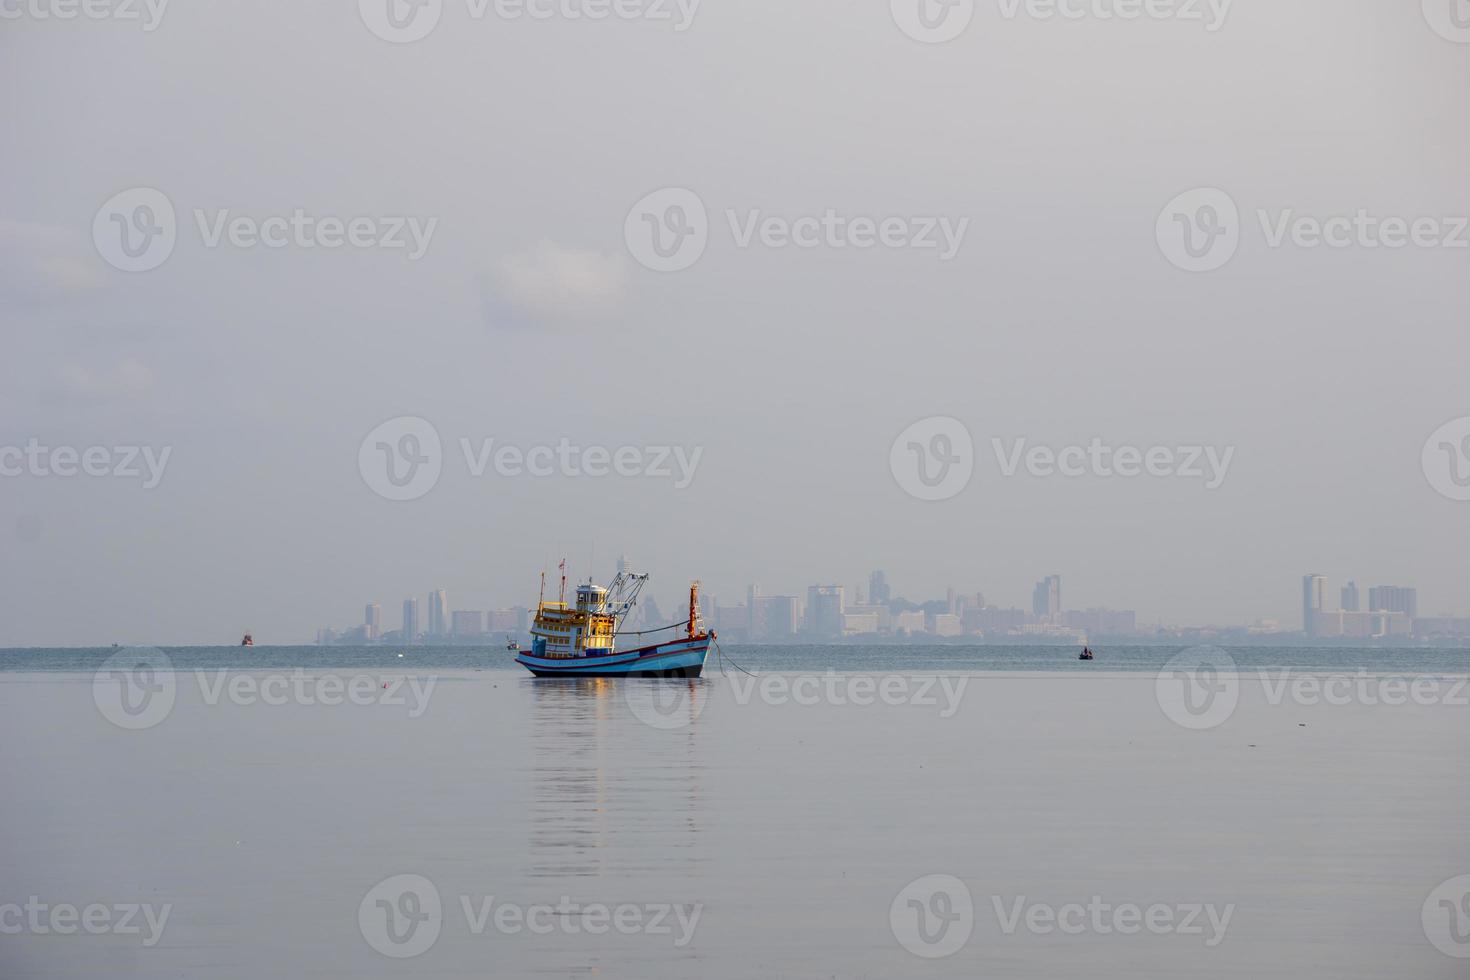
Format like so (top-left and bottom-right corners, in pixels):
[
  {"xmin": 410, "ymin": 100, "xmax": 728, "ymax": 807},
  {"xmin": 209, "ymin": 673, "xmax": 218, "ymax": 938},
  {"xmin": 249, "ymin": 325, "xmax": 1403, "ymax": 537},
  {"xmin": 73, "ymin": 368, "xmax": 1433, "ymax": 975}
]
[
  {"xmin": 55, "ymin": 357, "xmax": 156, "ymax": 401},
  {"xmin": 483, "ymin": 239, "xmax": 627, "ymax": 326},
  {"xmin": 0, "ymin": 220, "xmax": 110, "ymax": 301}
]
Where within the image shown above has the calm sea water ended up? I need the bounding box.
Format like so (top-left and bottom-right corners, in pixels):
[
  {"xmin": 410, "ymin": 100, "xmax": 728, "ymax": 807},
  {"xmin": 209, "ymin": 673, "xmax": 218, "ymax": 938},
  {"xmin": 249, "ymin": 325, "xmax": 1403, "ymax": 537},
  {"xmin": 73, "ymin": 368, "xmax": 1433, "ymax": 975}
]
[
  {"xmin": 2, "ymin": 650, "xmax": 1466, "ymax": 978},
  {"xmin": 2, "ymin": 643, "xmax": 1467, "ymax": 673}
]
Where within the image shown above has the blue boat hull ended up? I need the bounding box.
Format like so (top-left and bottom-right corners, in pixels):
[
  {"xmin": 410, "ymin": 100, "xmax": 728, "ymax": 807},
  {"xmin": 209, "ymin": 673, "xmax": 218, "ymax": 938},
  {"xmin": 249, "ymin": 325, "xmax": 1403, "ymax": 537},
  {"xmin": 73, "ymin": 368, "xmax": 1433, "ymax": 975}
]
[{"xmin": 515, "ymin": 636, "xmax": 710, "ymax": 677}]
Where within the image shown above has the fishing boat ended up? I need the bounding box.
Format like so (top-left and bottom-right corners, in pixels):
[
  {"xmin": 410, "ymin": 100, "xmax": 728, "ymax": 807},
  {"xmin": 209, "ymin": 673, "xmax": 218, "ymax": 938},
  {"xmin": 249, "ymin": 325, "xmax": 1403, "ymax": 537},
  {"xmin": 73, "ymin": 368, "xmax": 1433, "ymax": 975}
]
[
  {"xmin": 241, "ymin": 632, "xmax": 254, "ymax": 647},
  {"xmin": 1078, "ymin": 645, "xmax": 1094, "ymax": 661},
  {"xmin": 514, "ymin": 563, "xmax": 712, "ymax": 678}
]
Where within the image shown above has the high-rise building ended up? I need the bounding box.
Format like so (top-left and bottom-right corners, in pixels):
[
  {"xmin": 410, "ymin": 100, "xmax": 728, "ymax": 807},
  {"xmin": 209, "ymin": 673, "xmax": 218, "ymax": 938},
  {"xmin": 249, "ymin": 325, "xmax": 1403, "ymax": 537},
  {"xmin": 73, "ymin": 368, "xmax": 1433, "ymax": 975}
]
[
  {"xmin": 365, "ymin": 602, "xmax": 381, "ymax": 641},
  {"xmin": 428, "ymin": 589, "xmax": 449, "ymax": 637},
  {"xmin": 402, "ymin": 597, "xmax": 420, "ymax": 643},
  {"xmin": 1341, "ymin": 581, "xmax": 1360, "ymax": 613},
  {"xmin": 1032, "ymin": 575, "xmax": 1061, "ymax": 622},
  {"xmin": 1302, "ymin": 574, "xmax": 1327, "ymax": 636},
  {"xmin": 752, "ymin": 595, "xmax": 799, "ymax": 640},
  {"xmin": 451, "ymin": 610, "xmax": 485, "ymax": 636},
  {"xmin": 805, "ymin": 585, "xmax": 845, "ymax": 637},
  {"xmin": 1368, "ymin": 585, "xmax": 1418, "ymax": 619},
  {"xmin": 869, "ymin": 570, "xmax": 891, "ymax": 605}
]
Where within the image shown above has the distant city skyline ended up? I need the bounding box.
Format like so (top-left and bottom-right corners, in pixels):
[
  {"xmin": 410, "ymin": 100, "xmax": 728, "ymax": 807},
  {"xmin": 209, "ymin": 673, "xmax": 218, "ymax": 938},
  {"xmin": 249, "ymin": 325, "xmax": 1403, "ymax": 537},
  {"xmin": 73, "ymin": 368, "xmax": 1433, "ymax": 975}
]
[{"xmin": 309, "ymin": 566, "xmax": 1470, "ymax": 648}]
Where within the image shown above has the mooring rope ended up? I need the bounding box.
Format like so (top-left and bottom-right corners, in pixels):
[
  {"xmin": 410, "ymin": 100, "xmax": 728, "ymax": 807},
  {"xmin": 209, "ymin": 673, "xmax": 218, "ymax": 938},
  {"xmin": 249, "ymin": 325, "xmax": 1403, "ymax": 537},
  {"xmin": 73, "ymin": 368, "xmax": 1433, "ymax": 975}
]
[{"xmin": 714, "ymin": 637, "xmax": 757, "ymax": 677}]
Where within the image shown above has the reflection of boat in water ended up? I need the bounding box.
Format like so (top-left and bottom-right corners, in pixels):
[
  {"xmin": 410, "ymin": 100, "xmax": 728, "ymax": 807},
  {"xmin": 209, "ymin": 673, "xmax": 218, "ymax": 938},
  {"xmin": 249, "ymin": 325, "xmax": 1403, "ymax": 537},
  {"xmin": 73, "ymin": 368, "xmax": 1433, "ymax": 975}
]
[
  {"xmin": 241, "ymin": 632, "xmax": 254, "ymax": 647},
  {"xmin": 515, "ymin": 563, "xmax": 712, "ymax": 678},
  {"xmin": 527, "ymin": 675, "xmax": 704, "ymax": 879}
]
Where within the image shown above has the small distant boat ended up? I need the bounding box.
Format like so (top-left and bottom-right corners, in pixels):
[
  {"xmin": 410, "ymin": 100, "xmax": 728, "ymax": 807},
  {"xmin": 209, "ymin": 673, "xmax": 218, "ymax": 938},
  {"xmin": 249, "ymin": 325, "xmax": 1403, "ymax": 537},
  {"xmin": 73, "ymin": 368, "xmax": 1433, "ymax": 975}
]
[
  {"xmin": 241, "ymin": 633, "xmax": 255, "ymax": 647},
  {"xmin": 514, "ymin": 563, "xmax": 711, "ymax": 678},
  {"xmin": 506, "ymin": 639, "xmax": 520, "ymax": 653},
  {"xmin": 1078, "ymin": 646, "xmax": 1094, "ymax": 661}
]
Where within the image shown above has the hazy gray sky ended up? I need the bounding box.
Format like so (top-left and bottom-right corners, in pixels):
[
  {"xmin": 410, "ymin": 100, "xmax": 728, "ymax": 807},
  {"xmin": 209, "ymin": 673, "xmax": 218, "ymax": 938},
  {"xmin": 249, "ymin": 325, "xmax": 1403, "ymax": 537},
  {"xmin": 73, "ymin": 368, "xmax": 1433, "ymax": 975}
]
[{"xmin": 3, "ymin": 1, "xmax": 1469, "ymax": 644}]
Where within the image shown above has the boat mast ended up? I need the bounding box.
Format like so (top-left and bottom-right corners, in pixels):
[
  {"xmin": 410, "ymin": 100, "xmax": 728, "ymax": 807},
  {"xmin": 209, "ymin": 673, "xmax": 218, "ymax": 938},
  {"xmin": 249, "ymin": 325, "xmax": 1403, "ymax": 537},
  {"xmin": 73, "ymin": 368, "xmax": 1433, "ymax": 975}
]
[
  {"xmin": 559, "ymin": 558, "xmax": 567, "ymax": 604},
  {"xmin": 688, "ymin": 580, "xmax": 701, "ymax": 639}
]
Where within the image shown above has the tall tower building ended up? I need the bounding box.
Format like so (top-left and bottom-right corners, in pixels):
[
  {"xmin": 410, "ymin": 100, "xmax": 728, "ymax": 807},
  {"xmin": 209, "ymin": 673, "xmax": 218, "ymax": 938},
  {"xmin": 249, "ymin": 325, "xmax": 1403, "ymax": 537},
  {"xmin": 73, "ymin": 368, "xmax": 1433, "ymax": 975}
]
[
  {"xmin": 1368, "ymin": 585, "xmax": 1418, "ymax": 618},
  {"xmin": 805, "ymin": 585, "xmax": 845, "ymax": 637},
  {"xmin": 869, "ymin": 570, "xmax": 891, "ymax": 605},
  {"xmin": 428, "ymin": 589, "xmax": 449, "ymax": 637},
  {"xmin": 1302, "ymin": 574, "xmax": 1326, "ymax": 636},
  {"xmin": 1341, "ymin": 581, "xmax": 1360, "ymax": 613},
  {"xmin": 402, "ymin": 597, "xmax": 420, "ymax": 643},
  {"xmin": 365, "ymin": 602, "xmax": 381, "ymax": 641},
  {"xmin": 1032, "ymin": 576, "xmax": 1061, "ymax": 622}
]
